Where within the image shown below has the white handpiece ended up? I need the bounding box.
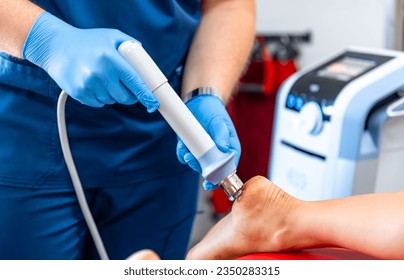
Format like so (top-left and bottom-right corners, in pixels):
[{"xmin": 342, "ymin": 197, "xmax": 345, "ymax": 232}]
[{"xmin": 118, "ymin": 41, "xmax": 243, "ymax": 200}]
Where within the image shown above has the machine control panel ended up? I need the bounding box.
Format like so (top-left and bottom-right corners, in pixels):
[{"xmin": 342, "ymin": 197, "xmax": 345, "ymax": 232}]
[
  {"xmin": 298, "ymin": 102, "xmax": 323, "ymax": 135},
  {"xmin": 285, "ymin": 51, "xmax": 393, "ymax": 121}
]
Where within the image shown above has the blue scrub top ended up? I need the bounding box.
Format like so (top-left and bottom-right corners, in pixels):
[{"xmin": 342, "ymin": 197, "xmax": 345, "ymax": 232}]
[{"xmin": 0, "ymin": 0, "xmax": 201, "ymax": 188}]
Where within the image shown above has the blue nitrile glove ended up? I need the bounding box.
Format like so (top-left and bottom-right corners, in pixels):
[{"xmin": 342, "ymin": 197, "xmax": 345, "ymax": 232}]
[
  {"xmin": 22, "ymin": 12, "xmax": 158, "ymax": 111},
  {"xmin": 176, "ymin": 95, "xmax": 241, "ymax": 190}
]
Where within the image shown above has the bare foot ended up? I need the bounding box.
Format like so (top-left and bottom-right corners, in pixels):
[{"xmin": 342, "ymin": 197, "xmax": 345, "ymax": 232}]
[
  {"xmin": 127, "ymin": 249, "xmax": 160, "ymax": 260},
  {"xmin": 186, "ymin": 176, "xmax": 302, "ymax": 260}
]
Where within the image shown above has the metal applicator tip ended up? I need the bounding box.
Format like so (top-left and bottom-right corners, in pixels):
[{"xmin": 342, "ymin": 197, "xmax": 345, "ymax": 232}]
[{"xmin": 219, "ymin": 172, "xmax": 244, "ymax": 201}]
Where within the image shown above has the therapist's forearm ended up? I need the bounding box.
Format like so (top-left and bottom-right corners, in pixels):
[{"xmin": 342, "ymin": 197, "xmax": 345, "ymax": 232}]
[
  {"xmin": 294, "ymin": 192, "xmax": 404, "ymax": 259},
  {"xmin": 0, "ymin": 0, "xmax": 43, "ymax": 58},
  {"xmin": 181, "ymin": 0, "xmax": 255, "ymax": 103}
]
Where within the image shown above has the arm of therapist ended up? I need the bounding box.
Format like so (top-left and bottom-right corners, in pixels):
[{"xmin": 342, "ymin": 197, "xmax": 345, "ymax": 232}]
[
  {"xmin": 186, "ymin": 176, "xmax": 404, "ymax": 260},
  {"xmin": 0, "ymin": 0, "xmax": 158, "ymax": 110},
  {"xmin": 0, "ymin": 0, "xmax": 43, "ymax": 57},
  {"xmin": 176, "ymin": 0, "xmax": 256, "ymax": 190},
  {"xmin": 181, "ymin": 0, "xmax": 256, "ymax": 100}
]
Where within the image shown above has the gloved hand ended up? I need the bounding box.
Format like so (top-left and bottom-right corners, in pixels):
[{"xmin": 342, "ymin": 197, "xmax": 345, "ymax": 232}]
[
  {"xmin": 176, "ymin": 94, "xmax": 241, "ymax": 190},
  {"xmin": 22, "ymin": 12, "xmax": 158, "ymax": 111}
]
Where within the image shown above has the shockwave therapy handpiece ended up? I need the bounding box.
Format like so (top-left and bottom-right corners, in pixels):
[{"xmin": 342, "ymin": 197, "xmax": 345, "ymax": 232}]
[{"xmin": 118, "ymin": 41, "xmax": 243, "ymax": 201}]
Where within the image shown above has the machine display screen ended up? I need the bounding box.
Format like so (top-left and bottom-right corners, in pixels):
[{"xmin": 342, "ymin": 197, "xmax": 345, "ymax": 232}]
[{"xmin": 317, "ymin": 57, "xmax": 376, "ymax": 81}]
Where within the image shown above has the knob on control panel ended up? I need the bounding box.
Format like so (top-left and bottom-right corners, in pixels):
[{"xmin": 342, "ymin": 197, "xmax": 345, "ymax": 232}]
[{"xmin": 299, "ymin": 101, "xmax": 323, "ymax": 135}]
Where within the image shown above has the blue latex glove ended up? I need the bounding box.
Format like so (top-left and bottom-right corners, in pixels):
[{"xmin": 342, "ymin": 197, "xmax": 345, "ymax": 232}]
[
  {"xmin": 176, "ymin": 95, "xmax": 241, "ymax": 190},
  {"xmin": 23, "ymin": 12, "xmax": 158, "ymax": 111}
]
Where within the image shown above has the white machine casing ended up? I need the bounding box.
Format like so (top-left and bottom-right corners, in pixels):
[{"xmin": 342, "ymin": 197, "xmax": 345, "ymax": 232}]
[{"xmin": 269, "ymin": 46, "xmax": 404, "ymax": 200}]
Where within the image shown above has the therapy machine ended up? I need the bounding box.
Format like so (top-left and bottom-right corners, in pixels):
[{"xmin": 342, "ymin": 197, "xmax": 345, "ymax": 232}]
[{"xmin": 269, "ymin": 46, "xmax": 404, "ymax": 200}]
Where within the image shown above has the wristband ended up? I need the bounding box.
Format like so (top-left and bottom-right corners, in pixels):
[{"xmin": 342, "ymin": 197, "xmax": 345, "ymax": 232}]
[{"xmin": 182, "ymin": 86, "xmax": 223, "ymax": 103}]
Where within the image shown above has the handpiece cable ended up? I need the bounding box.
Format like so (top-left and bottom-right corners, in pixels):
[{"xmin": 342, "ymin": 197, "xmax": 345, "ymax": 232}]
[{"xmin": 57, "ymin": 90, "xmax": 109, "ymax": 260}]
